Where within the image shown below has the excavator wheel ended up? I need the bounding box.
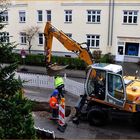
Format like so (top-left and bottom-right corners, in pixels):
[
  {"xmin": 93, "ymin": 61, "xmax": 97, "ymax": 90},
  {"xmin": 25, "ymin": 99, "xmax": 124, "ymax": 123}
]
[
  {"xmin": 87, "ymin": 106, "xmax": 108, "ymax": 126},
  {"xmin": 132, "ymin": 112, "xmax": 140, "ymax": 130}
]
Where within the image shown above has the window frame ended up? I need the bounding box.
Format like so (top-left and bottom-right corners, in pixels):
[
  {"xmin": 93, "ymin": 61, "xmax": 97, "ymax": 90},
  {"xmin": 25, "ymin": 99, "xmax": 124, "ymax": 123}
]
[
  {"xmin": 20, "ymin": 32, "xmax": 27, "ymax": 45},
  {"xmin": 46, "ymin": 10, "xmax": 51, "ymax": 22},
  {"xmin": 1, "ymin": 11, "xmax": 8, "ymax": 23},
  {"xmin": 19, "ymin": 11, "xmax": 26, "ymax": 23},
  {"xmin": 86, "ymin": 34, "xmax": 100, "ymax": 48},
  {"xmin": 37, "ymin": 10, "xmax": 43, "ymax": 22},
  {"xmin": 87, "ymin": 10, "xmax": 101, "ymax": 23},
  {"xmin": 0, "ymin": 32, "xmax": 10, "ymax": 43},
  {"xmin": 107, "ymin": 73, "xmax": 125, "ymax": 101},
  {"xmin": 123, "ymin": 10, "xmax": 138, "ymax": 24},
  {"xmin": 38, "ymin": 33, "xmax": 44, "ymax": 45},
  {"xmin": 64, "ymin": 10, "xmax": 72, "ymax": 23}
]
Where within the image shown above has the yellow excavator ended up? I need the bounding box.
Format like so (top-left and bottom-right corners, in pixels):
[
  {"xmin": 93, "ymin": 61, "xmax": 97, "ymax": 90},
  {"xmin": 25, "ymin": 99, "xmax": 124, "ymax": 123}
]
[{"xmin": 44, "ymin": 22, "xmax": 140, "ymax": 129}]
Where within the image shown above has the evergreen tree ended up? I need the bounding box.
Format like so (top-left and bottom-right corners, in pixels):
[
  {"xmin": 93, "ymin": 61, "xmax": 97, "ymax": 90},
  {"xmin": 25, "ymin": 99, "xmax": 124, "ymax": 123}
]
[{"xmin": 0, "ymin": 1, "xmax": 36, "ymax": 139}]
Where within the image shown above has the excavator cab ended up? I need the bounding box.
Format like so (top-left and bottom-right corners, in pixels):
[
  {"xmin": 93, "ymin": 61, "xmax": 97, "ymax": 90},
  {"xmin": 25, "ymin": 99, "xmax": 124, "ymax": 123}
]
[{"xmin": 85, "ymin": 63, "xmax": 126, "ymax": 108}]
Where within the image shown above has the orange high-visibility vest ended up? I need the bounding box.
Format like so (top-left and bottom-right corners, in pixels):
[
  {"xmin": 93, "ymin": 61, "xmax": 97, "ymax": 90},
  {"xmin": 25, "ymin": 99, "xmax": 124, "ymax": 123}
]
[{"xmin": 49, "ymin": 96, "xmax": 58, "ymax": 109}]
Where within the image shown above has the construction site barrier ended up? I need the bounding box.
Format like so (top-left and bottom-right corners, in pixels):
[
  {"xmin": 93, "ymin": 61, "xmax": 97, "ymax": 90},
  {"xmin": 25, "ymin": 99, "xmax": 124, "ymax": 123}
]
[{"xmin": 58, "ymin": 98, "xmax": 67, "ymax": 132}]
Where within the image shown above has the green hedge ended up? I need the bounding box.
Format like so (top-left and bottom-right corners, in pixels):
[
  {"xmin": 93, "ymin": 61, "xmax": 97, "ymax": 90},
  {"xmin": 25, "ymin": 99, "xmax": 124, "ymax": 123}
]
[
  {"xmin": 8, "ymin": 53, "xmax": 86, "ymax": 70},
  {"xmin": 100, "ymin": 53, "xmax": 115, "ymax": 63},
  {"xmin": 51, "ymin": 56, "xmax": 86, "ymax": 70},
  {"xmin": 5, "ymin": 53, "xmax": 114, "ymax": 70},
  {"xmin": 25, "ymin": 54, "xmax": 45, "ymax": 66}
]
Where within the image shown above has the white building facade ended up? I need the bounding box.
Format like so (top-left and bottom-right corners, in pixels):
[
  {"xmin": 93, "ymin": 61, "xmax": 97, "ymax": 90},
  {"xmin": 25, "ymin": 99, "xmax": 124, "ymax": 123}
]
[{"xmin": 2, "ymin": 0, "xmax": 140, "ymax": 62}]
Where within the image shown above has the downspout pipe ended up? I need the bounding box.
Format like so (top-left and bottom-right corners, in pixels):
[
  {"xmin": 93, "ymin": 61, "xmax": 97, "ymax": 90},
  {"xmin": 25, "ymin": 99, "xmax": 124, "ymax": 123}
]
[
  {"xmin": 111, "ymin": 0, "xmax": 115, "ymax": 46},
  {"xmin": 107, "ymin": 0, "xmax": 111, "ymax": 46}
]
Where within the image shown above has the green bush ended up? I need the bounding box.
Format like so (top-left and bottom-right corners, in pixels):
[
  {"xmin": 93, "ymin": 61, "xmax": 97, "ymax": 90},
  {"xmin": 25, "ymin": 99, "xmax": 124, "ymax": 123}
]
[
  {"xmin": 25, "ymin": 54, "xmax": 45, "ymax": 66},
  {"xmin": 92, "ymin": 50, "xmax": 102, "ymax": 63},
  {"xmin": 52, "ymin": 56, "xmax": 86, "ymax": 70},
  {"xmin": 5, "ymin": 53, "xmax": 86, "ymax": 70},
  {"xmin": 10, "ymin": 53, "xmax": 45, "ymax": 66},
  {"xmin": 100, "ymin": 53, "xmax": 115, "ymax": 63},
  {"xmin": 0, "ymin": 92, "xmax": 36, "ymax": 139},
  {"xmin": 5, "ymin": 53, "xmax": 116, "ymax": 69}
]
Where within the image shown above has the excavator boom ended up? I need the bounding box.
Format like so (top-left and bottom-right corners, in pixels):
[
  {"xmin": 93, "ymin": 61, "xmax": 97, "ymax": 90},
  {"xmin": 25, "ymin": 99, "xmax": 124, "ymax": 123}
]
[{"xmin": 44, "ymin": 22, "xmax": 93, "ymax": 67}]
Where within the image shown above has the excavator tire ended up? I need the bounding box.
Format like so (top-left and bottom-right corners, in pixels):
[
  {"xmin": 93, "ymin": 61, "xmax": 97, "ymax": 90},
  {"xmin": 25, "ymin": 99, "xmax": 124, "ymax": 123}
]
[
  {"xmin": 87, "ymin": 106, "xmax": 108, "ymax": 126},
  {"xmin": 132, "ymin": 112, "xmax": 140, "ymax": 130}
]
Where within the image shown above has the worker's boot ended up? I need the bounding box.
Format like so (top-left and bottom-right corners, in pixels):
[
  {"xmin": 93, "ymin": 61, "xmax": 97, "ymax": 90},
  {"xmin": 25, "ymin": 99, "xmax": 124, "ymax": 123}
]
[{"xmin": 72, "ymin": 117, "xmax": 79, "ymax": 125}]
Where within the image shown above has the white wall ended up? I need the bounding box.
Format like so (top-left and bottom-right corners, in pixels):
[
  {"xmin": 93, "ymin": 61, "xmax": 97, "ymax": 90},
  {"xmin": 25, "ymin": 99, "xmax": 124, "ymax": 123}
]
[{"xmin": 4, "ymin": 0, "xmax": 140, "ymax": 58}]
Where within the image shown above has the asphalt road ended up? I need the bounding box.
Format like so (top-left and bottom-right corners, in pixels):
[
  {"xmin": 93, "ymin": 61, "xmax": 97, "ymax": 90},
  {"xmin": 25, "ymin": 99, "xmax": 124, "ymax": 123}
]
[
  {"xmin": 24, "ymin": 86, "xmax": 140, "ymax": 139},
  {"xmin": 33, "ymin": 112, "xmax": 140, "ymax": 139},
  {"xmin": 116, "ymin": 62, "xmax": 140, "ymax": 77}
]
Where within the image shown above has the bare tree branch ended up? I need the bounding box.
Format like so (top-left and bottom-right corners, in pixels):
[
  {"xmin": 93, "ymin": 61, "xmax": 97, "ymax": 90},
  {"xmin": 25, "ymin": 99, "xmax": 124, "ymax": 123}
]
[
  {"xmin": 23, "ymin": 26, "xmax": 40, "ymax": 54},
  {"xmin": 0, "ymin": 0, "xmax": 11, "ymax": 11}
]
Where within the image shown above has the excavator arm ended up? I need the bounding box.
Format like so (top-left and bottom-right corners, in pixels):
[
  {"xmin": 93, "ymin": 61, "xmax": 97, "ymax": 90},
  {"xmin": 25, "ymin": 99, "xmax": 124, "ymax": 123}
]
[{"xmin": 44, "ymin": 22, "xmax": 93, "ymax": 67}]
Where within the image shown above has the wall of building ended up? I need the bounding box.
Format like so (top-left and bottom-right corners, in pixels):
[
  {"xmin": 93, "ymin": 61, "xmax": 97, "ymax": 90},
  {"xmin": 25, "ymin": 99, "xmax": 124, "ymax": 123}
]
[{"xmin": 3, "ymin": 0, "xmax": 140, "ymax": 61}]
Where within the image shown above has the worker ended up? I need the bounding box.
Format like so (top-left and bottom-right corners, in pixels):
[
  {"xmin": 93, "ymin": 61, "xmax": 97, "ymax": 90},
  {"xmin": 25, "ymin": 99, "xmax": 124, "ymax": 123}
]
[
  {"xmin": 94, "ymin": 72, "xmax": 106, "ymax": 100},
  {"xmin": 49, "ymin": 89, "xmax": 59, "ymax": 119},
  {"xmin": 97, "ymin": 73, "xmax": 105, "ymax": 86},
  {"xmin": 54, "ymin": 75, "xmax": 65, "ymax": 99}
]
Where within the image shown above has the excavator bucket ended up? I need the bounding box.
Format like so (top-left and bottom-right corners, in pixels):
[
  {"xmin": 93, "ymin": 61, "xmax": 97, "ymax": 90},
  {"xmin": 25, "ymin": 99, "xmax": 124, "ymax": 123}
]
[{"xmin": 46, "ymin": 63, "xmax": 68, "ymax": 76}]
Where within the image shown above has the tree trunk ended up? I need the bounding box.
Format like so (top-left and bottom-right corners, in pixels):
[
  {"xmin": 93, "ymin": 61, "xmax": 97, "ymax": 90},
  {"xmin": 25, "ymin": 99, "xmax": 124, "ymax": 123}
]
[{"xmin": 28, "ymin": 41, "xmax": 32, "ymax": 54}]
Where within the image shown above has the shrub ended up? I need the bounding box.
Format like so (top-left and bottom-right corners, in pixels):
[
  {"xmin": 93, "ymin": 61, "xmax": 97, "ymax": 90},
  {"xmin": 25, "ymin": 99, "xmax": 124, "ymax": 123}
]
[
  {"xmin": 52, "ymin": 56, "xmax": 86, "ymax": 70},
  {"xmin": 25, "ymin": 54, "xmax": 45, "ymax": 66},
  {"xmin": 92, "ymin": 50, "xmax": 102, "ymax": 63},
  {"xmin": 6, "ymin": 53, "xmax": 87, "ymax": 70},
  {"xmin": 100, "ymin": 53, "xmax": 115, "ymax": 63}
]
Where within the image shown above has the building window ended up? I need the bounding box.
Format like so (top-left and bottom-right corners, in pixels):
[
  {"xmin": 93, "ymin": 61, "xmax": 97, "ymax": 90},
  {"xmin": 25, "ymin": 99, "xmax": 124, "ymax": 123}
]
[
  {"xmin": 65, "ymin": 33, "xmax": 72, "ymax": 38},
  {"xmin": 87, "ymin": 34, "xmax": 100, "ymax": 48},
  {"xmin": 87, "ymin": 10, "xmax": 101, "ymax": 23},
  {"xmin": 125, "ymin": 42, "xmax": 139, "ymax": 56},
  {"xmin": 37, "ymin": 10, "xmax": 43, "ymax": 22},
  {"xmin": 19, "ymin": 11, "xmax": 26, "ymax": 23},
  {"xmin": 0, "ymin": 32, "xmax": 9, "ymax": 43},
  {"xmin": 38, "ymin": 33, "xmax": 43, "ymax": 45},
  {"xmin": 20, "ymin": 32, "xmax": 26, "ymax": 44},
  {"xmin": 1, "ymin": 11, "xmax": 8, "ymax": 22},
  {"xmin": 123, "ymin": 10, "xmax": 138, "ymax": 24},
  {"xmin": 46, "ymin": 10, "xmax": 51, "ymax": 22},
  {"xmin": 64, "ymin": 10, "xmax": 72, "ymax": 23}
]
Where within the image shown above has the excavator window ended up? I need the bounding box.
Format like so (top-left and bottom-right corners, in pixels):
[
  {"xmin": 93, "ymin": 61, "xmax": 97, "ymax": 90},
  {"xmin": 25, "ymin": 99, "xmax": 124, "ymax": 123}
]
[
  {"xmin": 108, "ymin": 73, "xmax": 124, "ymax": 100},
  {"xmin": 86, "ymin": 69, "xmax": 106, "ymax": 100}
]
